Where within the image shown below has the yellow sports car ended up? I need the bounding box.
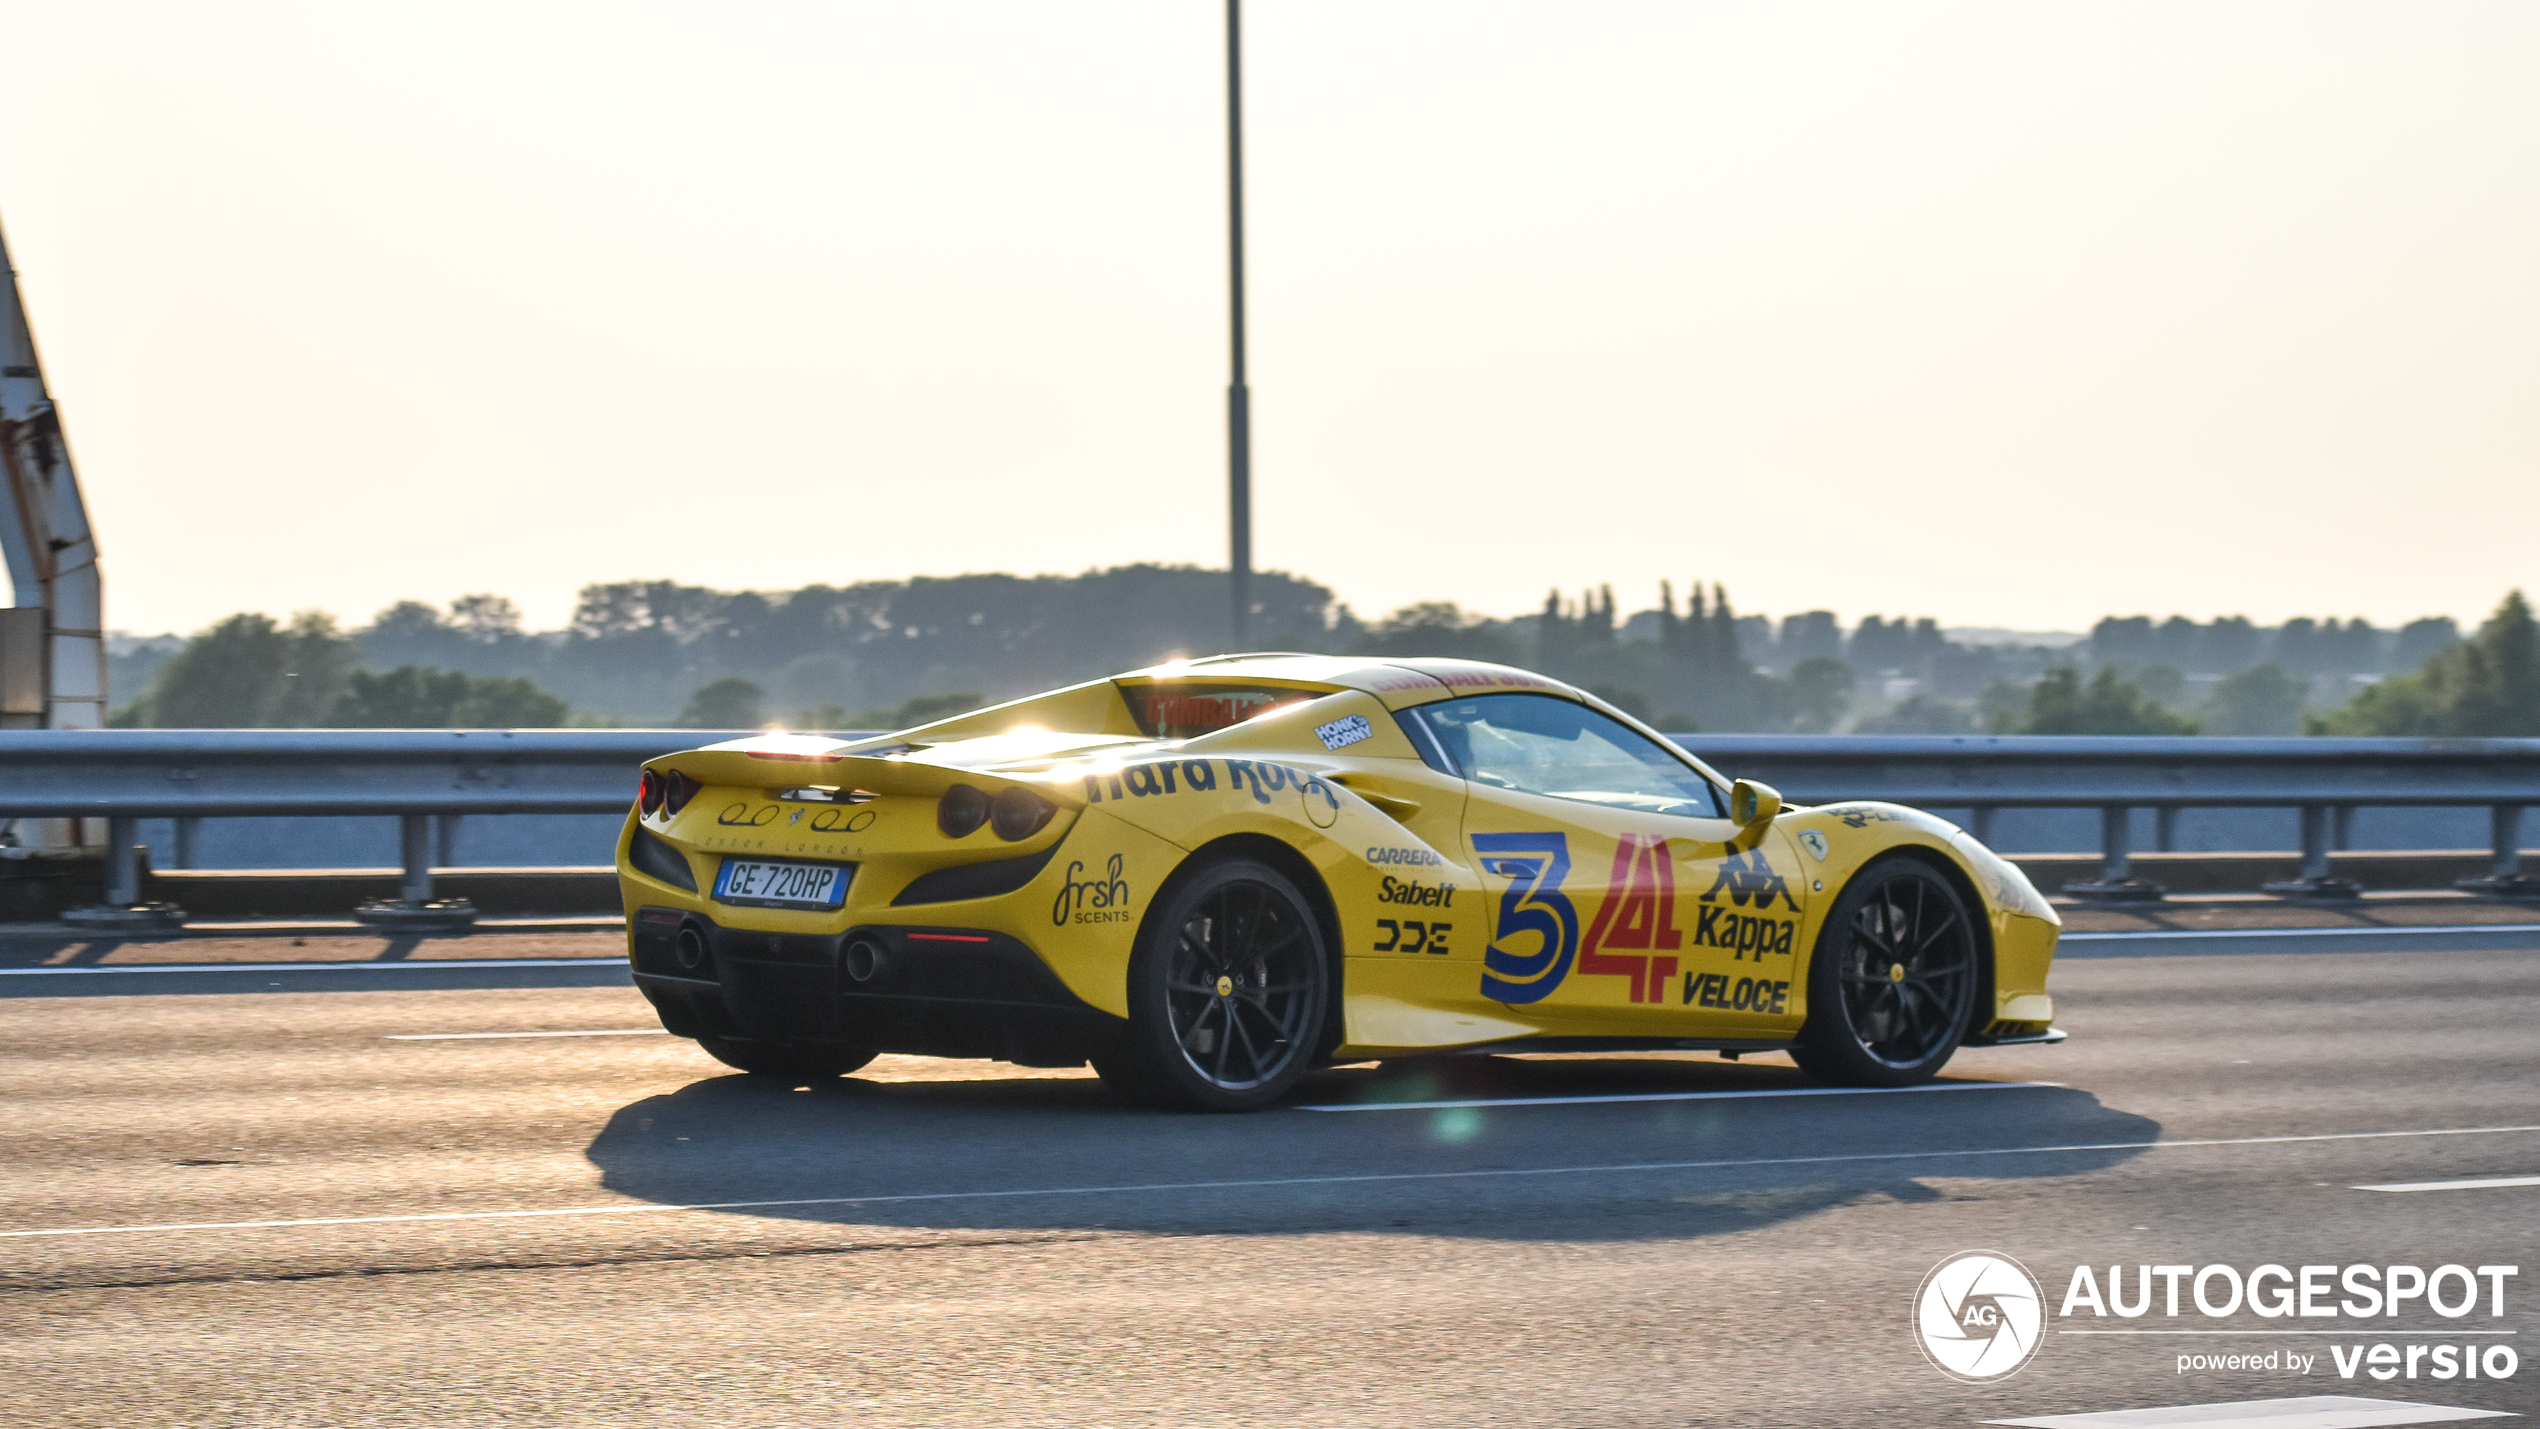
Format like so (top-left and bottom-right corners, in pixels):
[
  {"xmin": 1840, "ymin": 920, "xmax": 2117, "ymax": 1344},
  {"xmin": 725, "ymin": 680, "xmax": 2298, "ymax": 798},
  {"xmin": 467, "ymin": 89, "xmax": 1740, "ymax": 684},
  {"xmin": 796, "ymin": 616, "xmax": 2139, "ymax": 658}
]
[{"xmin": 616, "ymin": 655, "xmax": 2062, "ymax": 1110}]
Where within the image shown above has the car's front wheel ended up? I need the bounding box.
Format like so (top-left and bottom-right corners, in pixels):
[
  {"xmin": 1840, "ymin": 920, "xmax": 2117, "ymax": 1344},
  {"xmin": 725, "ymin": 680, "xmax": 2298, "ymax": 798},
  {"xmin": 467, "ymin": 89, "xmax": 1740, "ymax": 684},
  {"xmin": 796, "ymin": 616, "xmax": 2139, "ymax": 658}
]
[
  {"xmin": 1791, "ymin": 856, "xmax": 1980, "ymax": 1086},
  {"xmin": 697, "ymin": 1036, "xmax": 878, "ymax": 1083},
  {"xmin": 1094, "ymin": 857, "xmax": 1330, "ymax": 1111}
]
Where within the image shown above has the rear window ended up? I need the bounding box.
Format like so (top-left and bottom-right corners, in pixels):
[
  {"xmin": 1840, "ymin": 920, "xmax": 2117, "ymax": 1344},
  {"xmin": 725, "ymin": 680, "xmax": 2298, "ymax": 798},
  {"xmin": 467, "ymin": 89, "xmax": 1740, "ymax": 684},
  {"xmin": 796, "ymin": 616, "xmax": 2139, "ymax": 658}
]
[{"xmin": 1122, "ymin": 683, "xmax": 1321, "ymax": 740}]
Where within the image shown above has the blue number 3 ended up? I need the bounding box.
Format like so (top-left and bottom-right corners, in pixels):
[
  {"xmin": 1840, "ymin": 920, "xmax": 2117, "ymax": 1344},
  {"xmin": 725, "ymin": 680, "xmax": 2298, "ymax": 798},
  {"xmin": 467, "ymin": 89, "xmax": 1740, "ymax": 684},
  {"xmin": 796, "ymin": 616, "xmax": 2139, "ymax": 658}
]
[{"xmin": 1473, "ymin": 832, "xmax": 1581, "ymax": 1005}]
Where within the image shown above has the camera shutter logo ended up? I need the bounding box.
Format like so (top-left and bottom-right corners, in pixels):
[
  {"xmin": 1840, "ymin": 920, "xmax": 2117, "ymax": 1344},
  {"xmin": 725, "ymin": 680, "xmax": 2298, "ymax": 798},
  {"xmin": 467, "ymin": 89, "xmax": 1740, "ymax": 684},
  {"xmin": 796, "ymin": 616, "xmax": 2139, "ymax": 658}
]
[{"xmin": 1914, "ymin": 1251, "xmax": 2046, "ymax": 1383}]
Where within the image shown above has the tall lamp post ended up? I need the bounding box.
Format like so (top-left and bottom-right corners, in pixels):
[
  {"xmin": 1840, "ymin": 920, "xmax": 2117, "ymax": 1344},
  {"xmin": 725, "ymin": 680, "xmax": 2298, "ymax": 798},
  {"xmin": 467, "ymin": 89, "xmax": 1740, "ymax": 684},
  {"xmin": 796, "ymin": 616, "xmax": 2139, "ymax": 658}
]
[{"xmin": 1224, "ymin": 0, "xmax": 1252, "ymax": 648}]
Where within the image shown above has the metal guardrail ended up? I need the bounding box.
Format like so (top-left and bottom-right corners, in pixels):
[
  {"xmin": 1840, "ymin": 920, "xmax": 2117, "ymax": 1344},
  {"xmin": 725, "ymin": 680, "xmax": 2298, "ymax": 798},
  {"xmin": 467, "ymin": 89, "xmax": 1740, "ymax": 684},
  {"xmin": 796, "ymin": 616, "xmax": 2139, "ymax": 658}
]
[
  {"xmin": 3, "ymin": 731, "xmax": 2536, "ymax": 921},
  {"xmin": 0, "ymin": 730, "xmax": 763, "ymax": 923},
  {"xmin": 1677, "ymin": 735, "xmax": 2540, "ymax": 899}
]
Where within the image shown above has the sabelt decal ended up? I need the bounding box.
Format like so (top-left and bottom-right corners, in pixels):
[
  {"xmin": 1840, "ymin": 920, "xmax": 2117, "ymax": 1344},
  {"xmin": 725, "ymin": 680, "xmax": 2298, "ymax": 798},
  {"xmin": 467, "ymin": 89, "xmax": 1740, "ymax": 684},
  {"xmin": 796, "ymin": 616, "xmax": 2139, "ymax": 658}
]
[
  {"xmin": 1576, "ymin": 834, "xmax": 1682, "ymax": 1004},
  {"xmin": 1824, "ymin": 804, "xmax": 1907, "ymax": 829},
  {"xmin": 1315, "ymin": 714, "xmax": 1374, "ymax": 750},
  {"xmin": 1473, "ymin": 833, "xmax": 1581, "ymax": 1005},
  {"xmin": 1375, "ymin": 875, "xmax": 1456, "ymax": 907}
]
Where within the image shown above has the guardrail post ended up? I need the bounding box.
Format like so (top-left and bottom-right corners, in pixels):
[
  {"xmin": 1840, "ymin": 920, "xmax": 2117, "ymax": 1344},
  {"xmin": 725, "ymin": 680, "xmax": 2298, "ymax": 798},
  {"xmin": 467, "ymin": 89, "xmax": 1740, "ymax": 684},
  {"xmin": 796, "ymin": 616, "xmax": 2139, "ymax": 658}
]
[
  {"xmin": 174, "ymin": 816, "xmax": 201, "ymax": 870},
  {"xmin": 2263, "ymin": 804, "xmax": 2362, "ymax": 900},
  {"xmin": 353, "ymin": 813, "xmax": 478, "ymax": 932},
  {"xmin": 2155, "ymin": 807, "xmax": 2179, "ymax": 853},
  {"xmin": 2332, "ymin": 805, "xmax": 2356, "ymax": 851},
  {"xmin": 58, "ymin": 814, "xmax": 185, "ymax": 932},
  {"xmin": 400, "ymin": 814, "xmax": 433, "ymax": 904},
  {"xmin": 2457, "ymin": 804, "xmax": 2540, "ymax": 899},
  {"xmin": 1970, "ymin": 806, "xmax": 1996, "ymax": 844},
  {"xmin": 2060, "ymin": 804, "xmax": 2164, "ymax": 902},
  {"xmin": 105, "ymin": 815, "xmax": 140, "ymax": 906}
]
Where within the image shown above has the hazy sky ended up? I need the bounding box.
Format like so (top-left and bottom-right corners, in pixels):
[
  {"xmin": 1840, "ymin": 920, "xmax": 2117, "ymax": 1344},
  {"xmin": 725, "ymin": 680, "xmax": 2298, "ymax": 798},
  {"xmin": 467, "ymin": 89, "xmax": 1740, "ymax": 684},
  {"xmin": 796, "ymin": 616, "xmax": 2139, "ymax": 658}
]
[{"xmin": 2, "ymin": 2, "xmax": 2534, "ymax": 638}]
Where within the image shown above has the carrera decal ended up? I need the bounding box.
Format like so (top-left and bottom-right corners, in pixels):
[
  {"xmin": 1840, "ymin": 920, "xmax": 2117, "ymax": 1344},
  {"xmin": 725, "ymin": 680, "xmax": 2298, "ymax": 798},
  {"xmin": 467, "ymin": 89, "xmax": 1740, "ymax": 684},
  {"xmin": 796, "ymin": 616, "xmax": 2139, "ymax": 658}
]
[
  {"xmin": 1315, "ymin": 714, "xmax": 1374, "ymax": 750},
  {"xmin": 1473, "ymin": 832, "xmax": 1581, "ymax": 1005},
  {"xmin": 1366, "ymin": 846, "xmax": 1445, "ymax": 867},
  {"xmin": 1576, "ymin": 834, "xmax": 1683, "ymax": 1004}
]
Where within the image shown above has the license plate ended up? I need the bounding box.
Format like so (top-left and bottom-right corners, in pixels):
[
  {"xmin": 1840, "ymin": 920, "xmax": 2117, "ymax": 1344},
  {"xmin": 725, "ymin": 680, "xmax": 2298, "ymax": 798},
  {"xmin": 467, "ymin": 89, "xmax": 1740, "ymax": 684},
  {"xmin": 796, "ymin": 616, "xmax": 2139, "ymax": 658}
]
[{"xmin": 711, "ymin": 858, "xmax": 851, "ymax": 910}]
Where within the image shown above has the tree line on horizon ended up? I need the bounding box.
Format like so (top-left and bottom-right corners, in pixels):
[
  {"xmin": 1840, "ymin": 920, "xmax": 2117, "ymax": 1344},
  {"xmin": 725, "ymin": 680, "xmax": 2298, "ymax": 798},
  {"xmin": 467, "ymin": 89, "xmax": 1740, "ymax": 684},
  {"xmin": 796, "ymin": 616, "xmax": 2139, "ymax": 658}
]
[{"xmin": 102, "ymin": 565, "xmax": 2540, "ymax": 738}]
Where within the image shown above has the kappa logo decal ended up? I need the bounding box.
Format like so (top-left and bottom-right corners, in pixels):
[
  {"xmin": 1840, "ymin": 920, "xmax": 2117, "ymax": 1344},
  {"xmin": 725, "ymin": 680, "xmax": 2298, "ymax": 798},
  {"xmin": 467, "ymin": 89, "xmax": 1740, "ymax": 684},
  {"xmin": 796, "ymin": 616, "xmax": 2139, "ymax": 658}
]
[
  {"xmin": 1472, "ymin": 832, "xmax": 1581, "ymax": 1005},
  {"xmin": 1702, "ymin": 848, "xmax": 1801, "ymax": 912},
  {"xmin": 1576, "ymin": 834, "xmax": 1682, "ymax": 1004}
]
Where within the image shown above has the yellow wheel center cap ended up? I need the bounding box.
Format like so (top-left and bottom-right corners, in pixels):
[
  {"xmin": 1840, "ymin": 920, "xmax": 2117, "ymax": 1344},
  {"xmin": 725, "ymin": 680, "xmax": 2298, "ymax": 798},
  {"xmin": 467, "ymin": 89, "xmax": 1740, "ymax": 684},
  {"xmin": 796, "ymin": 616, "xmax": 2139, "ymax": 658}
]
[
  {"xmin": 1216, "ymin": 975, "xmax": 1235, "ymax": 997},
  {"xmin": 1888, "ymin": 963, "xmax": 1906, "ymax": 983}
]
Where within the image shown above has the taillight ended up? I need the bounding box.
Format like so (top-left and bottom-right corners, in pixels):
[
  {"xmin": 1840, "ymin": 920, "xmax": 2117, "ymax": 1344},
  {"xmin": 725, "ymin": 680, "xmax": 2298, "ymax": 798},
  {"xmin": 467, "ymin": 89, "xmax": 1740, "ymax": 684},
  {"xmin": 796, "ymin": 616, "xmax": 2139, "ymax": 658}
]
[
  {"xmin": 989, "ymin": 786, "xmax": 1054, "ymax": 841},
  {"xmin": 937, "ymin": 784, "xmax": 989, "ymax": 838},
  {"xmin": 638, "ymin": 769, "xmax": 666, "ymax": 815},
  {"xmin": 663, "ymin": 770, "xmax": 702, "ymax": 816}
]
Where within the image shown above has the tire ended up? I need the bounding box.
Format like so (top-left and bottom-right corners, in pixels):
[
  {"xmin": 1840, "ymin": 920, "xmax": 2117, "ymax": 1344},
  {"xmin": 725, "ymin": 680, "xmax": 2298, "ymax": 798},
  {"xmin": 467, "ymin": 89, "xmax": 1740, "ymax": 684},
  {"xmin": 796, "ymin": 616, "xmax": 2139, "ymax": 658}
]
[
  {"xmin": 1791, "ymin": 856, "xmax": 1980, "ymax": 1087},
  {"xmin": 1094, "ymin": 857, "xmax": 1331, "ymax": 1112},
  {"xmin": 697, "ymin": 1036, "xmax": 878, "ymax": 1082}
]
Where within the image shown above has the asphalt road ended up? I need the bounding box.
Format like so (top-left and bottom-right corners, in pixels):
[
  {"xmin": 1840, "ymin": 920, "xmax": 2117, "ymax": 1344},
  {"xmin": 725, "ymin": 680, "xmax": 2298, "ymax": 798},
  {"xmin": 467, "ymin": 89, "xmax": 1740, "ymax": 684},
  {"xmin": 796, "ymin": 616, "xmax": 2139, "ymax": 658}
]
[{"xmin": 2, "ymin": 931, "xmax": 2534, "ymax": 1428}]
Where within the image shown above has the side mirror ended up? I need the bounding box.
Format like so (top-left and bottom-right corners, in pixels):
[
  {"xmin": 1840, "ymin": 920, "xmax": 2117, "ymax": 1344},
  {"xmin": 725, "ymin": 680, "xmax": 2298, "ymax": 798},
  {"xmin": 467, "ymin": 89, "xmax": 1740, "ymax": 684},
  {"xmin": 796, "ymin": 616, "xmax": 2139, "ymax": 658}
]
[{"xmin": 1730, "ymin": 778, "xmax": 1783, "ymax": 830}]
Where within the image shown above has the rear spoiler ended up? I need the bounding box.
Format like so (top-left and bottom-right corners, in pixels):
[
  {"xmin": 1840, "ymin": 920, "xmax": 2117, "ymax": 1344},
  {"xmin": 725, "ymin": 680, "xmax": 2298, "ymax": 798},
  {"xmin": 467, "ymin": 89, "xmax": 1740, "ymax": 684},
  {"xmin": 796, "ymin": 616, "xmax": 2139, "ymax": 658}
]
[{"xmin": 648, "ymin": 731, "xmax": 1153, "ymax": 806}]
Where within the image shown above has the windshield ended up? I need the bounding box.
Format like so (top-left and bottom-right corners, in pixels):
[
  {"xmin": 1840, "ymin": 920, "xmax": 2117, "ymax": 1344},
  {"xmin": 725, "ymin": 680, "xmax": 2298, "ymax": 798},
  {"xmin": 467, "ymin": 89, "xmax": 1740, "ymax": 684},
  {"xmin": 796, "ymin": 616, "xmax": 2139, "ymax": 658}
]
[{"xmin": 1409, "ymin": 694, "xmax": 1723, "ymax": 819}]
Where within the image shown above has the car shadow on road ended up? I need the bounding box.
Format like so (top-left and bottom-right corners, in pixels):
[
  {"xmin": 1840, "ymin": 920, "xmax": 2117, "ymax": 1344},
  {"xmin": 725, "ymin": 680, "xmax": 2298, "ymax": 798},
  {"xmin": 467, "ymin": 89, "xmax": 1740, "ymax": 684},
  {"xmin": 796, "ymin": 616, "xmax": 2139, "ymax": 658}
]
[{"xmin": 583, "ymin": 1054, "xmax": 2160, "ymax": 1243}]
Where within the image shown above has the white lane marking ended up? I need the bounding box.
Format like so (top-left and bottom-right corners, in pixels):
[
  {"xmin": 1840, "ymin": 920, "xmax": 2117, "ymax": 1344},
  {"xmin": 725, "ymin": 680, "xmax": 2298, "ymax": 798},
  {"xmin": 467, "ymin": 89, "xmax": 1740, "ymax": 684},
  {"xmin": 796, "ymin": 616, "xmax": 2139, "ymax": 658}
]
[
  {"xmin": 2064, "ymin": 924, "xmax": 2540, "ymax": 942},
  {"xmin": 0, "ymin": 959, "xmax": 624, "ymax": 976},
  {"xmin": 2353, "ymin": 1174, "xmax": 2540, "ymax": 1193},
  {"xmin": 3, "ymin": 1122, "xmax": 2534, "ymax": 1242},
  {"xmin": 1297, "ymin": 1080, "xmax": 2062, "ymax": 1112},
  {"xmin": 386, "ymin": 1029, "xmax": 667, "ymax": 1041},
  {"xmin": 1986, "ymin": 1393, "xmax": 2517, "ymax": 1427}
]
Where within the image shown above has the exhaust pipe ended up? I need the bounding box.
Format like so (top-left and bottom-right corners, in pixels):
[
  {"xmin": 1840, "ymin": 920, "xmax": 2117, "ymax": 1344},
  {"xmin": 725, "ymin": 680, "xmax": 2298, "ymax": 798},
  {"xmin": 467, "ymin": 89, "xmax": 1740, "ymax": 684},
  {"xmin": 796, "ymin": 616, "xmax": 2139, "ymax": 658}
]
[
  {"xmin": 674, "ymin": 925, "xmax": 709, "ymax": 972},
  {"xmin": 842, "ymin": 936, "xmax": 889, "ymax": 984}
]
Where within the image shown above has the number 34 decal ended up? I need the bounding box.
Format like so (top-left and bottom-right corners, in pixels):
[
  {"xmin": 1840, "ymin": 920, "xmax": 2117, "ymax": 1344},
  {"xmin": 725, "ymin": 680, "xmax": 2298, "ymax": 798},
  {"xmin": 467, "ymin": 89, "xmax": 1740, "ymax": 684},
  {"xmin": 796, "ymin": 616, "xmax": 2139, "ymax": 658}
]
[{"xmin": 1373, "ymin": 919, "xmax": 1451, "ymax": 955}]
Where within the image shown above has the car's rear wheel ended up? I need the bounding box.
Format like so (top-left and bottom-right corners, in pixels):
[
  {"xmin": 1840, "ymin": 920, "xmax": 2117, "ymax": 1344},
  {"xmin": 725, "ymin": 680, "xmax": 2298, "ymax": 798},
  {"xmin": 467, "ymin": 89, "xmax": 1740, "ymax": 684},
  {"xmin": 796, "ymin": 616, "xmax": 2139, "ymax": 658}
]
[
  {"xmin": 1791, "ymin": 857, "xmax": 1979, "ymax": 1086},
  {"xmin": 1094, "ymin": 857, "xmax": 1330, "ymax": 1111},
  {"xmin": 697, "ymin": 1036, "xmax": 878, "ymax": 1082}
]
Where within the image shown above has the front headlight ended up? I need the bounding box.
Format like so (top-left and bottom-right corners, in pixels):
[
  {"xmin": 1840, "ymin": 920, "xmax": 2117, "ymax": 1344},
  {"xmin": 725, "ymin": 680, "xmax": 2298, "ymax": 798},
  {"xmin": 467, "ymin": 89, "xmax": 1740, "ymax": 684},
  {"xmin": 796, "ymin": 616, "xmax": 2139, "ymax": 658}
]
[{"xmin": 1952, "ymin": 831, "xmax": 2055, "ymax": 920}]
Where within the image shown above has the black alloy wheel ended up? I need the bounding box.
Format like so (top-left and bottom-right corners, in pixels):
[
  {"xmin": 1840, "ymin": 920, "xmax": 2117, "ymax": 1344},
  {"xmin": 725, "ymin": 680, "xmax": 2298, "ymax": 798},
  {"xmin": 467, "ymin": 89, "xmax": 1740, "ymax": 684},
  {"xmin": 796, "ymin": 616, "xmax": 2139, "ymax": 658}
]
[
  {"xmin": 1095, "ymin": 858, "xmax": 1330, "ymax": 1112},
  {"xmin": 696, "ymin": 1036, "xmax": 878, "ymax": 1083},
  {"xmin": 1792, "ymin": 857, "xmax": 1979, "ymax": 1086}
]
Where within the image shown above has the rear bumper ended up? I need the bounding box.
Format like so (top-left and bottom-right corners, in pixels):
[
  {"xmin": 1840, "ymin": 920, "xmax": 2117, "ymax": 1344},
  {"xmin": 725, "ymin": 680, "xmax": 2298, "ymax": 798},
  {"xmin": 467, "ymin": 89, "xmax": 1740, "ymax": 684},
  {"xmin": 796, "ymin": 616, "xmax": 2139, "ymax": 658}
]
[{"xmin": 628, "ymin": 907, "xmax": 1123, "ymax": 1067}]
